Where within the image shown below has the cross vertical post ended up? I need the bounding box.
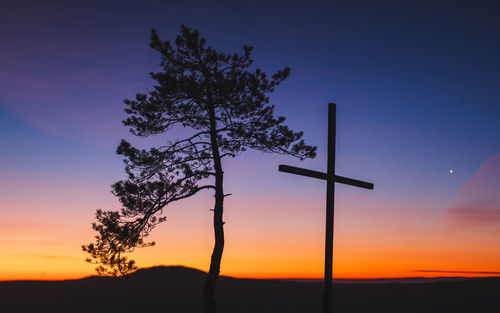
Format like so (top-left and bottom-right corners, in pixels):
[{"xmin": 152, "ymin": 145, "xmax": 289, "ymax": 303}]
[
  {"xmin": 278, "ymin": 102, "xmax": 374, "ymax": 313},
  {"xmin": 323, "ymin": 103, "xmax": 336, "ymax": 313}
]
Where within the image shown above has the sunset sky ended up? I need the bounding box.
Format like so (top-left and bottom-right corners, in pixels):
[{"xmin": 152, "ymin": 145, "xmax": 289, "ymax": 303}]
[{"xmin": 1, "ymin": 0, "xmax": 499, "ymax": 280}]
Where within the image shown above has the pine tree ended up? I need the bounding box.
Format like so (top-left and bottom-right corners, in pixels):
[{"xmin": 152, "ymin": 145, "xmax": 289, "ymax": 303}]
[{"xmin": 83, "ymin": 25, "xmax": 316, "ymax": 313}]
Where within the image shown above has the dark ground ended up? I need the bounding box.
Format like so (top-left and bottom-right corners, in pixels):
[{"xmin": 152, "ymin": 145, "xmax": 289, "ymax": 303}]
[{"xmin": 0, "ymin": 266, "xmax": 498, "ymax": 312}]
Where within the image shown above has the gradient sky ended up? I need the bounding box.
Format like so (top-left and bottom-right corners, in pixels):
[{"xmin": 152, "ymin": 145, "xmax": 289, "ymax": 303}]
[{"xmin": 1, "ymin": 0, "xmax": 499, "ymax": 280}]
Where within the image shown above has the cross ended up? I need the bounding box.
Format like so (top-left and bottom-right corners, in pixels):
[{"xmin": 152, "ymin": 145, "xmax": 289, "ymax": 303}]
[{"xmin": 279, "ymin": 103, "xmax": 374, "ymax": 313}]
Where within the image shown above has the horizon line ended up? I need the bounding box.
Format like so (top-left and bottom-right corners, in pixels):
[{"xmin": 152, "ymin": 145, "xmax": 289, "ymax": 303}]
[{"xmin": 1, "ymin": 265, "xmax": 499, "ymax": 282}]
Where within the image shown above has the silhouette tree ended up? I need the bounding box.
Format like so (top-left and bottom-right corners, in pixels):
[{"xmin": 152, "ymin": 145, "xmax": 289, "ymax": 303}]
[{"xmin": 82, "ymin": 25, "xmax": 316, "ymax": 313}]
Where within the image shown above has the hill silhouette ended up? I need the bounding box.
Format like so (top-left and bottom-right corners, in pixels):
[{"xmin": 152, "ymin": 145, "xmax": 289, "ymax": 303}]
[{"xmin": 0, "ymin": 266, "xmax": 498, "ymax": 312}]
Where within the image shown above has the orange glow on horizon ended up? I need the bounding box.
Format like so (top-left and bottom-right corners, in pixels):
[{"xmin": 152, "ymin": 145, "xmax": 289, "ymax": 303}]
[{"xmin": 1, "ymin": 158, "xmax": 499, "ymax": 282}]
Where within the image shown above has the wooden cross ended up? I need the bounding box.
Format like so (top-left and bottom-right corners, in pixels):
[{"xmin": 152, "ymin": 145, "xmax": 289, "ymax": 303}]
[{"xmin": 279, "ymin": 103, "xmax": 374, "ymax": 313}]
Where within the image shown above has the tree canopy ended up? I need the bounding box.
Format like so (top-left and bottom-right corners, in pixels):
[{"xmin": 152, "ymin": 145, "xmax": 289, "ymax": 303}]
[{"xmin": 83, "ymin": 24, "xmax": 316, "ymax": 312}]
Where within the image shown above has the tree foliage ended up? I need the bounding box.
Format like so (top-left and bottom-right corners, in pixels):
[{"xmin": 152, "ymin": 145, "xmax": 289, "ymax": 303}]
[{"xmin": 82, "ymin": 25, "xmax": 316, "ymax": 289}]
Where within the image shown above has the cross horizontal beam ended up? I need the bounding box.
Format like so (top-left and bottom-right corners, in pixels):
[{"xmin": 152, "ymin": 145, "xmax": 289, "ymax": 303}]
[{"xmin": 279, "ymin": 164, "xmax": 374, "ymax": 190}]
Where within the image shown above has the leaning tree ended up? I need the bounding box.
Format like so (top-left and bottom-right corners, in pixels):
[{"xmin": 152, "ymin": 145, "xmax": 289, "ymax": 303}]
[{"xmin": 83, "ymin": 25, "xmax": 316, "ymax": 313}]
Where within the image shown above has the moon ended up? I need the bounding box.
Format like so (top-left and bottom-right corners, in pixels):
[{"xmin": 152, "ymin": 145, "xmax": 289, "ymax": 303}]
[{"xmin": 449, "ymin": 169, "xmax": 454, "ymax": 174}]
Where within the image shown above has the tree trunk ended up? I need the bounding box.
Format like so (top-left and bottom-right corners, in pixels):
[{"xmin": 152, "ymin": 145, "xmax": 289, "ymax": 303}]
[{"xmin": 204, "ymin": 101, "xmax": 224, "ymax": 313}]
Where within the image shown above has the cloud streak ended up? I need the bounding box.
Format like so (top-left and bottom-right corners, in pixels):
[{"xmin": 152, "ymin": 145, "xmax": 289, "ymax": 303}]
[
  {"xmin": 414, "ymin": 270, "xmax": 500, "ymax": 275},
  {"xmin": 0, "ymin": 222, "xmax": 60, "ymax": 233},
  {"xmin": 446, "ymin": 153, "xmax": 500, "ymax": 233},
  {"xmin": 12, "ymin": 254, "xmax": 79, "ymax": 261},
  {"xmin": 447, "ymin": 202, "xmax": 500, "ymax": 229}
]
